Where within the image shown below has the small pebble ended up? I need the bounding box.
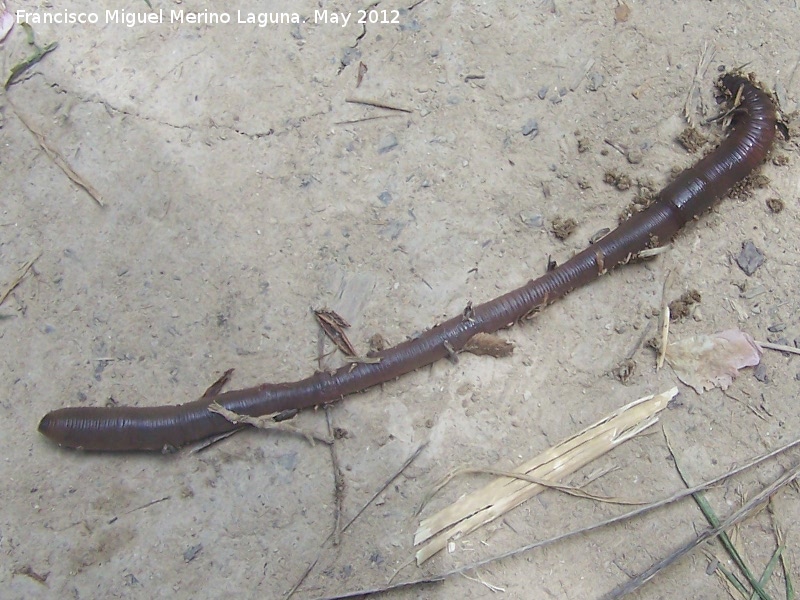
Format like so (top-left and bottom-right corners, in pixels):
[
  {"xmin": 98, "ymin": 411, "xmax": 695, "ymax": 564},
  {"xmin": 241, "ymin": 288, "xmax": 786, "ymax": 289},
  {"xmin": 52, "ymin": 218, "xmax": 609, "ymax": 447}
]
[
  {"xmin": 736, "ymin": 240, "xmax": 765, "ymax": 276},
  {"xmin": 399, "ymin": 17, "xmax": 421, "ymax": 32},
  {"xmin": 753, "ymin": 362, "xmax": 768, "ymax": 383},
  {"xmin": 537, "ymin": 86, "xmax": 548, "ymax": 100},
  {"xmin": 521, "ymin": 119, "xmax": 539, "ymax": 137},
  {"xmin": 587, "ymin": 72, "xmax": 604, "ymax": 91},
  {"xmin": 626, "ymin": 148, "xmax": 643, "ymax": 164},
  {"xmin": 519, "ymin": 212, "xmax": 544, "ymax": 227},
  {"xmin": 378, "ymin": 191, "xmax": 393, "ymax": 205}
]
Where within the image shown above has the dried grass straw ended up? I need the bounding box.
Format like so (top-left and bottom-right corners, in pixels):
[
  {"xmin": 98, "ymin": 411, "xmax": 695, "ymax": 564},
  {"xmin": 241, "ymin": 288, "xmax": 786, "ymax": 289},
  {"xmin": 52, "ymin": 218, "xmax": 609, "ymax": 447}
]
[{"xmin": 414, "ymin": 387, "xmax": 678, "ymax": 564}]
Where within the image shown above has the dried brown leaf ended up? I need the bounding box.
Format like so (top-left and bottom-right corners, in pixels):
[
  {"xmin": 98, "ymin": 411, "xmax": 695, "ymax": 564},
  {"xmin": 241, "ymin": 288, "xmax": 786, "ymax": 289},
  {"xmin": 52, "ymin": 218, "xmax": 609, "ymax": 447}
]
[{"xmin": 665, "ymin": 329, "xmax": 762, "ymax": 393}]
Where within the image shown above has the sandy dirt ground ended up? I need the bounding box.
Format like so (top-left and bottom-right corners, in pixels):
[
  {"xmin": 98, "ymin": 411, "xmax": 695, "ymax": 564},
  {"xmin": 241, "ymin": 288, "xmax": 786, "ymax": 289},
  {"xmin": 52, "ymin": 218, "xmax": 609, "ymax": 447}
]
[{"xmin": 2, "ymin": 1, "xmax": 799, "ymax": 598}]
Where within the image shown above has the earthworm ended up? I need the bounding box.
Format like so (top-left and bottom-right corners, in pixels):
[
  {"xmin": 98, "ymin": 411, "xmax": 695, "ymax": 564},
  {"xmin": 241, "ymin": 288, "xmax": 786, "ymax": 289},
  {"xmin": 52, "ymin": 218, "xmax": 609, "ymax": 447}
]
[{"xmin": 38, "ymin": 74, "xmax": 777, "ymax": 452}]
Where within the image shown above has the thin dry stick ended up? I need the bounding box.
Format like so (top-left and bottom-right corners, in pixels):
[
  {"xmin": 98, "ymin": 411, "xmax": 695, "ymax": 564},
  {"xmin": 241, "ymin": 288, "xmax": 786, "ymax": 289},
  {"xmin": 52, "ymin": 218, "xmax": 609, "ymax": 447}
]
[
  {"xmin": 461, "ymin": 571, "xmax": 505, "ymax": 593},
  {"xmin": 342, "ymin": 442, "xmax": 428, "ymax": 537},
  {"xmin": 334, "ymin": 115, "xmax": 401, "ymax": 125},
  {"xmin": 0, "ymin": 252, "xmax": 40, "ymax": 306},
  {"xmin": 208, "ymin": 402, "xmax": 332, "ymax": 445},
  {"xmin": 108, "ymin": 496, "xmax": 170, "ymax": 524},
  {"xmin": 285, "ymin": 556, "xmax": 319, "ymax": 600},
  {"xmin": 767, "ymin": 499, "xmax": 795, "ymax": 600},
  {"xmin": 623, "ymin": 319, "xmax": 653, "ymax": 362},
  {"xmin": 307, "ymin": 435, "xmax": 800, "ymax": 600},
  {"xmin": 189, "ymin": 429, "xmax": 240, "ymax": 453},
  {"xmin": 12, "ymin": 107, "xmax": 105, "ymax": 206},
  {"xmin": 325, "ymin": 407, "xmax": 345, "ymax": 546},
  {"xmin": 600, "ymin": 462, "xmax": 800, "ymax": 600},
  {"xmin": 656, "ymin": 270, "xmax": 673, "ymax": 370},
  {"xmin": 757, "ymin": 341, "xmax": 800, "ymax": 356},
  {"xmin": 285, "ymin": 443, "xmax": 429, "ymax": 600},
  {"xmin": 201, "ymin": 368, "xmax": 235, "ymax": 398},
  {"xmin": 344, "ymin": 98, "xmax": 412, "ymax": 113},
  {"xmin": 183, "ymin": 371, "xmax": 240, "ymax": 452}
]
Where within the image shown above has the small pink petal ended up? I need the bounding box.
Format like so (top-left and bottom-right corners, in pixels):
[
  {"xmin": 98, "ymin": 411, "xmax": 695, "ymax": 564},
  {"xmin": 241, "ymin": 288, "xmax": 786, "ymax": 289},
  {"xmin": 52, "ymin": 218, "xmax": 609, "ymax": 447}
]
[{"xmin": 0, "ymin": 9, "xmax": 14, "ymax": 42}]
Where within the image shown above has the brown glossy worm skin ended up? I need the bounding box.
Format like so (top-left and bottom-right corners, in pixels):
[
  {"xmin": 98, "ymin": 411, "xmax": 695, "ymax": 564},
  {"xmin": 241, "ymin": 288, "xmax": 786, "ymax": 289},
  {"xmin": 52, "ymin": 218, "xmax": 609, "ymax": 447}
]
[{"xmin": 38, "ymin": 74, "xmax": 776, "ymax": 451}]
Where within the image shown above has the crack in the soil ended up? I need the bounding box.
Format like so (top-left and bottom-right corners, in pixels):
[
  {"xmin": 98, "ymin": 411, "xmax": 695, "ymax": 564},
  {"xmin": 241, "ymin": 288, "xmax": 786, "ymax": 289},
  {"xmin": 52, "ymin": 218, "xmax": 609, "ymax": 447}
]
[
  {"xmin": 45, "ymin": 78, "xmax": 281, "ymax": 140},
  {"xmin": 337, "ymin": 1, "xmax": 380, "ymax": 74}
]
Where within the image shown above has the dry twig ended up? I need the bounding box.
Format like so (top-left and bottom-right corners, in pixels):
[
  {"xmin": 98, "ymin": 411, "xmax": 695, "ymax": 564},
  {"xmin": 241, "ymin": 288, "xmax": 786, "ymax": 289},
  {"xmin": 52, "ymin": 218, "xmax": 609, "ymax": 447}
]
[
  {"xmin": 0, "ymin": 252, "xmax": 40, "ymax": 306},
  {"xmin": 285, "ymin": 443, "xmax": 428, "ymax": 599},
  {"xmin": 326, "ymin": 407, "xmax": 345, "ymax": 546},
  {"xmin": 12, "ymin": 107, "xmax": 104, "ymax": 206},
  {"xmin": 344, "ymin": 98, "xmax": 412, "ymax": 113},
  {"xmin": 208, "ymin": 402, "xmax": 331, "ymax": 445}
]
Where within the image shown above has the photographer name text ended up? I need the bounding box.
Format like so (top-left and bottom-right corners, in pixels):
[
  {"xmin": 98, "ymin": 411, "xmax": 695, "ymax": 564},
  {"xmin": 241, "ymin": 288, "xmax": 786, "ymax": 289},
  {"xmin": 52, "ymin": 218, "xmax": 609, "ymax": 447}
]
[{"xmin": 15, "ymin": 8, "xmax": 401, "ymax": 28}]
